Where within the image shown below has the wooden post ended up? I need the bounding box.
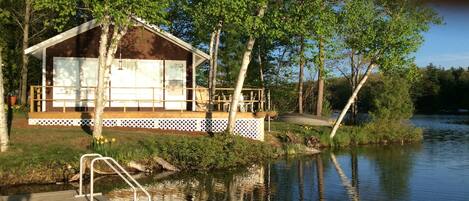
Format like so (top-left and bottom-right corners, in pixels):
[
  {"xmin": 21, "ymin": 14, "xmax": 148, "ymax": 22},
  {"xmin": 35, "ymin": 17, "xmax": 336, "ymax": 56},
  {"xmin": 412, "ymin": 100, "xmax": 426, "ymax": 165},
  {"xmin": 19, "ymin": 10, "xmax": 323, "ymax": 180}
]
[
  {"xmin": 152, "ymin": 87, "xmax": 155, "ymax": 112},
  {"xmin": 29, "ymin": 86, "xmax": 34, "ymax": 113},
  {"xmin": 63, "ymin": 99, "xmax": 66, "ymax": 113},
  {"xmin": 267, "ymin": 90, "xmax": 271, "ymax": 111},
  {"xmin": 36, "ymin": 88, "xmax": 41, "ymax": 112},
  {"xmin": 217, "ymin": 95, "xmax": 221, "ymax": 111}
]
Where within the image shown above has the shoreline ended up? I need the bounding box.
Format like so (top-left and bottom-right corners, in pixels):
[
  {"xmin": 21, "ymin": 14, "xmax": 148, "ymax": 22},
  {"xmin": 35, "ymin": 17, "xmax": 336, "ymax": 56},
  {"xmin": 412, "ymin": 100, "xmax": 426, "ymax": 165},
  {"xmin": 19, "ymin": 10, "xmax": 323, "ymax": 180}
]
[{"xmin": 0, "ymin": 114, "xmax": 422, "ymax": 187}]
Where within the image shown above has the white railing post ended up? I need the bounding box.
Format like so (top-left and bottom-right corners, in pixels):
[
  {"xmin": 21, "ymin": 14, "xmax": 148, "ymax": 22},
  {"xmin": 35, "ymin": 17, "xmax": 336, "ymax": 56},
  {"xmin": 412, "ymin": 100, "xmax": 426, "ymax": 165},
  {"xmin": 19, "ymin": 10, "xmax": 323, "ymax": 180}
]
[
  {"xmin": 77, "ymin": 154, "xmax": 151, "ymax": 201},
  {"xmin": 78, "ymin": 153, "xmax": 103, "ymax": 196}
]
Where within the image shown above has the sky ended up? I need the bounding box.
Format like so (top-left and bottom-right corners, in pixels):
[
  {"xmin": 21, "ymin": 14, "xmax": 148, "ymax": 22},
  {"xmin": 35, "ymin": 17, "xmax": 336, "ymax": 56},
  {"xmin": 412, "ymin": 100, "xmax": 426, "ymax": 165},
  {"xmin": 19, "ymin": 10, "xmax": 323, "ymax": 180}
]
[{"xmin": 414, "ymin": 4, "xmax": 469, "ymax": 68}]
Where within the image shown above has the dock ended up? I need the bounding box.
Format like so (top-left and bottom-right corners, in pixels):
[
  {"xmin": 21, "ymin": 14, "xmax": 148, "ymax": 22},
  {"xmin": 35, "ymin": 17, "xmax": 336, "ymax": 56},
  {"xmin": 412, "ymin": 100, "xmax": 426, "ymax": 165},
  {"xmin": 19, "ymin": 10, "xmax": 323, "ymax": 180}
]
[{"xmin": 0, "ymin": 190, "xmax": 107, "ymax": 201}]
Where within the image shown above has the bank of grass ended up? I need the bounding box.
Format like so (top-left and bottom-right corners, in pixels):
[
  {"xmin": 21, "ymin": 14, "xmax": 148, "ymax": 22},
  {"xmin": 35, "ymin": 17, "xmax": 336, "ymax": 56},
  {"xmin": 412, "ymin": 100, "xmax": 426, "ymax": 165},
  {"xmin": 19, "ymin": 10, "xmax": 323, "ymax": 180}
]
[
  {"xmin": 93, "ymin": 134, "xmax": 276, "ymax": 170},
  {"xmin": 1, "ymin": 112, "xmax": 421, "ymax": 186},
  {"xmin": 0, "ymin": 112, "xmax": 276, "ymax": 186},
  {"xmin": 270, "ymin": 120, "xmax": 423, "ymax": 147}
]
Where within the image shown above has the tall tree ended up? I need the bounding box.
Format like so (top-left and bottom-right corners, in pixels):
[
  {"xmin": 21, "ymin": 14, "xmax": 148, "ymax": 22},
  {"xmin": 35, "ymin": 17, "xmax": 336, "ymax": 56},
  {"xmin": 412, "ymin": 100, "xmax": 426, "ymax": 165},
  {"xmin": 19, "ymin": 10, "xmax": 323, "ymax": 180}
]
[
  {"xmin": 226, "ymin": 1, "xmax": 268, "ymax": 134},
  {"xmin": 19, "ymin": 0, "xmax": 31, "ymax": 105},
  {"xmin": 330, "ymin": 0, "xmax": 440, "ymax": 139},
  {"xmin": 38, "ymin": 0, "xmax": 168, "ymax": 138},
  {"xmin": 189, "ymin": 0, "xmax": 238, "ymax": 110},
  {"xmin": 0, "ymin": 1, "xmax": 11, "ymax": 152},
  {"xmin": 313, "ymin": 0, "xmax": 336, "ymax": 116},
  {"xmin": 0, "ymin": 47, "xmax": 8, "ymax": 152},
  {"xmin": 7, "ymin": 0, "xmax": 51, "ymax": 105}
]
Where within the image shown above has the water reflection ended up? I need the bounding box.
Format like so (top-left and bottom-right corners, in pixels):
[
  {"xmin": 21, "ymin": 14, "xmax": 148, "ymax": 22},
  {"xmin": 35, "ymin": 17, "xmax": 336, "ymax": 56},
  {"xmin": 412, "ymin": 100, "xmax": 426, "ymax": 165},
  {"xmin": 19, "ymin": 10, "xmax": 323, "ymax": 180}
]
[{"xmin": 103, "ymin": 144, "xmax": 421, "ymax": 201}]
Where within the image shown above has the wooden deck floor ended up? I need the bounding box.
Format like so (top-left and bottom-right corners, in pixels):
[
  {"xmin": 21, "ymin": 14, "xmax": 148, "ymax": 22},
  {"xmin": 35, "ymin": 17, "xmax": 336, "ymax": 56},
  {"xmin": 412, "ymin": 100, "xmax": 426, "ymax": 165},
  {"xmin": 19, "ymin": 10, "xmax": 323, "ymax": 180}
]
[
  {"xmin": 29, "ymin": 111, "xmax": 266, "ymax": 119},
  {"xmin": 0, "ymin": 190, "xmax": 107, "ymax": 201}
]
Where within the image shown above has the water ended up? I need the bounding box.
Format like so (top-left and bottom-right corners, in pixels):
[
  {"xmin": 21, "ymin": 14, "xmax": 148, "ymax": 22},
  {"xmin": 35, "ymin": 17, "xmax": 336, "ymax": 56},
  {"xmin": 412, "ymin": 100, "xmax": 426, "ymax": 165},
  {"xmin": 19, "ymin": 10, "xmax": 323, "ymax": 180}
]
[
  {"xmin": 3, "ymin": 115, "xmax": 469, "ymax": 200},
  {"xmin": 102, "ymin": 115, "xmax": 469, "ymax": 200}
]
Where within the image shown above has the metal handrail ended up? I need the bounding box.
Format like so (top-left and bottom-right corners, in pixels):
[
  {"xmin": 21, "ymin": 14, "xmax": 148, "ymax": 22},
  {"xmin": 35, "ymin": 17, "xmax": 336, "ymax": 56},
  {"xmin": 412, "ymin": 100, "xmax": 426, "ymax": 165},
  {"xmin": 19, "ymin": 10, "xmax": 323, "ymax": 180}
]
[{"xmin": 76, "ymin": 153, "xmax": 151, "ymax": 201}]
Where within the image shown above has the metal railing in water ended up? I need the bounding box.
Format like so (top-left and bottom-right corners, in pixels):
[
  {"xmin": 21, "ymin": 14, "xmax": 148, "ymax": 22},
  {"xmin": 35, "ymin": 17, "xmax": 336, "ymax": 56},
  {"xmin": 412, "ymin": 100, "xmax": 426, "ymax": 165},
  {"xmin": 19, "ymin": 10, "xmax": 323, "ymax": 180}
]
[
  {"xmin": 29, "ymin": 85, "xmax": 269, "ymax": 113},
  {"xmin": 76, "ymin": 153, "xmax": 151, "ymax": 201}
]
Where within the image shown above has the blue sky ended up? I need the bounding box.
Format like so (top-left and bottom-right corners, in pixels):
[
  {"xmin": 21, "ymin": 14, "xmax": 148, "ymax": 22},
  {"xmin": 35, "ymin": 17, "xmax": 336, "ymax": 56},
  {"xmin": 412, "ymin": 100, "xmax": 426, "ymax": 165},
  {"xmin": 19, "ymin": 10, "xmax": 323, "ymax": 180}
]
[{"xmin": 415, "ymin": 5, "xmax": 469, "ymax": 67}]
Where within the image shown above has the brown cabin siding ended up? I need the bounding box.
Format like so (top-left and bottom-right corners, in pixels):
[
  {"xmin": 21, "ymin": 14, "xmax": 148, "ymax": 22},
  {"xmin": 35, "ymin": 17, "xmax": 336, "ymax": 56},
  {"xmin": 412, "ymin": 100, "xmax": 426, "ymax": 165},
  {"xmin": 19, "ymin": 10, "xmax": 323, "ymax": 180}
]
[{"xmin": 45, "ymin": 26, "xmax": 193, "ymax": 111}]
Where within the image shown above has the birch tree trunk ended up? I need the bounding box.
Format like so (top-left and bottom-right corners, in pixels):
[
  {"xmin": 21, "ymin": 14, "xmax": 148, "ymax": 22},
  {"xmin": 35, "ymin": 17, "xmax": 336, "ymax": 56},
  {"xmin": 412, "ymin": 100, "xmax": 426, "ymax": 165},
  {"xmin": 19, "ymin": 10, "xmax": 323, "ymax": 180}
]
[
  {"xmin": 209, "ymin": 22, "xmax": 222, "ymax": 111},
  {"xmin": 208, "ymin": 30, "xmax": 215, "ymax": 109},
  {"xmin": 19, "ymin": 0, "xmax": 31, "ymax": 105},
  {"xmin": 93, "ymin": 19, "xmax": 110, "ymax": 138},
  {"xmin": 258, "ymin": 44, "xmax": 265, "ymax": 90},
  {"xmin": 330, "ymin": 64, "xmax": 375, "ymax": 139},
  {"xmin": 297, "ymin": 37, "xmax": 305, "ymax": 114},
  {"xmin": 0, "ymin": 47, "xmax": 9, "ymax": 152},
  {"xmin": 316, "ymin": 38, "xmax": 325, "ymax": 116},
  {"xmin": 93, "ymin": 21, "xmax": 129, "ymax": 138},
  {"xmin": 226, "ymin": 5, "xmax": 266, "ymax": 134}
]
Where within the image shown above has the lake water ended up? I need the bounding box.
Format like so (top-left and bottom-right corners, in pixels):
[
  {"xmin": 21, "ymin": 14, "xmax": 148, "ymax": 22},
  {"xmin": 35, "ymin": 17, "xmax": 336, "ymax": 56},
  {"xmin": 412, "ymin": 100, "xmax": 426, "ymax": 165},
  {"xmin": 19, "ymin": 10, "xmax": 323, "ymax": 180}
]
[
  {"xmin": 103, "ymin": 115, "xmax": 469, "ymax": 201},
  {"xmin": 2, "ymin": 115, "xmax": 469, "ymax": 200}
]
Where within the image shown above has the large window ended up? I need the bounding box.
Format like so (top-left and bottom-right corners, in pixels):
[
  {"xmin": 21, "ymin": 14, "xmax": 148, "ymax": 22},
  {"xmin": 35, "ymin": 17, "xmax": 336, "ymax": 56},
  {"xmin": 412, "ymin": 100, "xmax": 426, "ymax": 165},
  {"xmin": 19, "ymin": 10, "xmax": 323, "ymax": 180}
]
[
  {"xmin": 53, "ymin": 57, "xmax": 98, "ymax": 107},
  {"xmin": 110, "ymin": 59, "xmax": 163, "ymax": 107},
  {"xmin": 53, "ymin": 57, "xmax": 175, "ymax": 109}
]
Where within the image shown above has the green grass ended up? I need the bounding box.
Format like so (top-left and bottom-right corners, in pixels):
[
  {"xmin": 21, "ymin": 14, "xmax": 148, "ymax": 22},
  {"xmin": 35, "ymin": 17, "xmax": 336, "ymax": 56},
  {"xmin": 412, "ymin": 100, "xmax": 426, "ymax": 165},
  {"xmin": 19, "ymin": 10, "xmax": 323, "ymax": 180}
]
[{"xmin": 0, "ymin": 112, "xmax": 276, "ymax": 185}]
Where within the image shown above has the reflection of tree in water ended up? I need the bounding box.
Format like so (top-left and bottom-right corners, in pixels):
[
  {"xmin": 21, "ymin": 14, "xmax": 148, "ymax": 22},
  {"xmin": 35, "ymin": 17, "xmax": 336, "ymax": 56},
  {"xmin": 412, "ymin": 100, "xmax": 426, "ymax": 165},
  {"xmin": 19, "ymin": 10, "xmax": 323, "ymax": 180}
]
[
  {"xmin": 362, "ymin": 144, "xmax": 422, "ymax": 201},
  {"xmin": 106, "ymin": 165, "xmax": 267, "ymax": 200}
]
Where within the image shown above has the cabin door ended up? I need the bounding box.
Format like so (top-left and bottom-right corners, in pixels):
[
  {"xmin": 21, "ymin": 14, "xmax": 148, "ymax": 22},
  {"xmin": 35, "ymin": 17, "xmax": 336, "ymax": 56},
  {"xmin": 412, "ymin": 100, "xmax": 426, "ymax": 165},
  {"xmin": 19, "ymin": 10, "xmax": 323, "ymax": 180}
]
[{"xmin": 164, "ymin": 60, "xmax": 186, "ymax": 110}]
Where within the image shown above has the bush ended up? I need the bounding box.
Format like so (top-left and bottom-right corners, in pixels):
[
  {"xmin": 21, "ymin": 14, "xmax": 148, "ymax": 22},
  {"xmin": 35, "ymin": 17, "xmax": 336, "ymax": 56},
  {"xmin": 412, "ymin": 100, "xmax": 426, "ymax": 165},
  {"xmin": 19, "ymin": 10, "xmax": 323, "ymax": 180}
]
[{"xmin": 93, "ymin": 134, "xmax": 276, "ymax": 170}]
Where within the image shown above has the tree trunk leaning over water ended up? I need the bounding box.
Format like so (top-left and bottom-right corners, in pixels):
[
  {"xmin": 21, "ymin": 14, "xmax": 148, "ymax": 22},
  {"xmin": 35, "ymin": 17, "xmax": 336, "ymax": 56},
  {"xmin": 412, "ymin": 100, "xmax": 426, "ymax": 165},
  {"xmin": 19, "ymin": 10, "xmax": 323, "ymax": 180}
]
[
  {"xmin": 226, "ymin": 5, "xmax": 266, "ymax": 134},
  {"xmin": 0, "ymin": 47, "xmax": 9, "ymax": 152},
  {"xmin": 330, "ymin": 64, "xmax": 375, "ymax": 139},
  {"xmin": 19, "ymin": 0, "xmax": 32, "ymax": 105}
]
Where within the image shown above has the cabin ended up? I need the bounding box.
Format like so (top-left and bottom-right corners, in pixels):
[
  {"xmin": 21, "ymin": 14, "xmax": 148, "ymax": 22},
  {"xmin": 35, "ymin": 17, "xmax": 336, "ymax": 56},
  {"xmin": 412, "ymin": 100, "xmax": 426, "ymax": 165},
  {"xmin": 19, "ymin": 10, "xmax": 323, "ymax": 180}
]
[{"xmin": 24, "ymin": 18, "xmax": 267, "ymax": 141}]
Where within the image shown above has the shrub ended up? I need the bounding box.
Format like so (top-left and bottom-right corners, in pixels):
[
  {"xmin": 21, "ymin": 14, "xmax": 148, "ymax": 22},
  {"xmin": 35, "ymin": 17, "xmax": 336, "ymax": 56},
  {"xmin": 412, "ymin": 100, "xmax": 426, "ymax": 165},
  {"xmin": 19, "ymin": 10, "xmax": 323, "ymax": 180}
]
[{"xmin": 93, "ymin": 134, "xmax": 276, "ymax": 170}]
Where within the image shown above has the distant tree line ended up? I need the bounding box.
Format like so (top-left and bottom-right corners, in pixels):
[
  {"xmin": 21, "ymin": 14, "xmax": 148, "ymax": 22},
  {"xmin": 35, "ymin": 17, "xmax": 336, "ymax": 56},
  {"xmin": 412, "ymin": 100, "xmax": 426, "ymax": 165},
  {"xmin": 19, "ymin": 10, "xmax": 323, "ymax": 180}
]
[
  {"xmin": 411, "ymin": 65, "xmax": 469, "ymax": 114},
  {"xmin": 270, "ymin": 64, "xmax": 469, "ymax": 116}
]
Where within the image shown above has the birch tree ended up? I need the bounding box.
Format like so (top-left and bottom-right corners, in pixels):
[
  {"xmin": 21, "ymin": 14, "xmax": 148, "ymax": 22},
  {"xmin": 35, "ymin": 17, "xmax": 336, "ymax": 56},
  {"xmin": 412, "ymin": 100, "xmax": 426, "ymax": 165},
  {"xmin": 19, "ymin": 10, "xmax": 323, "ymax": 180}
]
[
  {"xmin": 189, "ymin": 0, "xmax": 240, "ymax": 109},
  {"xmin": 226, "ymin": 0, "xmax": 268, "ymax": 134},
  {"xmin": 0, "ymin": 47, "xmax": 8, "ymax": 152},
  {"xmin": 330, "ymin": 0, "xmax": 440, "ymax": 139},
  {"xmin": 0, "ymin": 2, "xmax": 10, "ymax": 152},
  {"xmin": 37, "ymin": 0, "xmax": 168, "ymax": 138}
]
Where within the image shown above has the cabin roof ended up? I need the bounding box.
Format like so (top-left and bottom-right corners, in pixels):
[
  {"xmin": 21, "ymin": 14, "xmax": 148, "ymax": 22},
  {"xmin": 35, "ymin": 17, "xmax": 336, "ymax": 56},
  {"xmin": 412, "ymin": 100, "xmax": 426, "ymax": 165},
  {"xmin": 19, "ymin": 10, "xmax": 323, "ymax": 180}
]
[{"xmin": 24, "ymin": 17, "xmax": 210, "ymax": 62}]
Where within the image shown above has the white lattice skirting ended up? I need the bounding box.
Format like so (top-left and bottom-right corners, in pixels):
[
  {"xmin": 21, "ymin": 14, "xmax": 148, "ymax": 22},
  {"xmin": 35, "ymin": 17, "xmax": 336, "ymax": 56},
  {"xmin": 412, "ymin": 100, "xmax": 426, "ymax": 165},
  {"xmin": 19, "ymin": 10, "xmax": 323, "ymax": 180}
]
[{"xmin": 28, "ymin": 118, "xmax": 265, "ymax": 141}]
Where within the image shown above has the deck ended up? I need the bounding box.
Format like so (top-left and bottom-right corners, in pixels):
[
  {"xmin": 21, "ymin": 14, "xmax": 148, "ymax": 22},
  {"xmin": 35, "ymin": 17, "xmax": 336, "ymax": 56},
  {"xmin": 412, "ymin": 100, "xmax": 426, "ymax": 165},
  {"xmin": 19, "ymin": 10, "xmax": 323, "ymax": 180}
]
[
  {"xmin": 0, "ymin": 190, "xmax": 107, "ymax": 201},
  {"xmin": 28, "ymin": 111, "xmax": 267, "ymax": 119}
]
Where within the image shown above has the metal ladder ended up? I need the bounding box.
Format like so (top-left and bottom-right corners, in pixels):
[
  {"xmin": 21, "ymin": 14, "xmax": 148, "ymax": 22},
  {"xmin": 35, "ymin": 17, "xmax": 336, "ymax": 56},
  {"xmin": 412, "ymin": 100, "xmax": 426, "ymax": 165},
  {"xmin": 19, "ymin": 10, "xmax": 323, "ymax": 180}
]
[{"xmin": 75, "ymin": 153, "xmax": 152, "ymax": 201}]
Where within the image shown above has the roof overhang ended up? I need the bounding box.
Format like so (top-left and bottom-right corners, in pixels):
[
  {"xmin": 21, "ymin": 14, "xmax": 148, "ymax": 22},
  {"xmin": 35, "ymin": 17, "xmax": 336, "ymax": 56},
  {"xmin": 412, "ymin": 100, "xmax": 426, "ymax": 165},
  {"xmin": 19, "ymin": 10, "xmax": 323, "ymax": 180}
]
[{"xmin": 24, "ymin": 17, "xmax": 210, "ymax": 67}]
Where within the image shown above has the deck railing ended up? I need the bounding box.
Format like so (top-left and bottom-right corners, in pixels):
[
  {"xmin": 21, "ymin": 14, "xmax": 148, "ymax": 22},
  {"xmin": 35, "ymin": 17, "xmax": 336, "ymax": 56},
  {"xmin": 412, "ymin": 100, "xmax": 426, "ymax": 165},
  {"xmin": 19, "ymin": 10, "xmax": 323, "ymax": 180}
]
[{"xmin": 29, "ymin": 85, "xmax": 269, "ymax": 113}]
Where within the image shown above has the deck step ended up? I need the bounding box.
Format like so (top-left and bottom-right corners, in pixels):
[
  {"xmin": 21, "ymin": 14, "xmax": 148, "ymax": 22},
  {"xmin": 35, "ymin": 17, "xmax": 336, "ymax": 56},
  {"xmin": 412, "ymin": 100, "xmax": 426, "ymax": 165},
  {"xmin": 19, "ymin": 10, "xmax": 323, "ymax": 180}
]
[{"xmin": 0, "ymin": 190, "xmax": 108, "ymax": 201}]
